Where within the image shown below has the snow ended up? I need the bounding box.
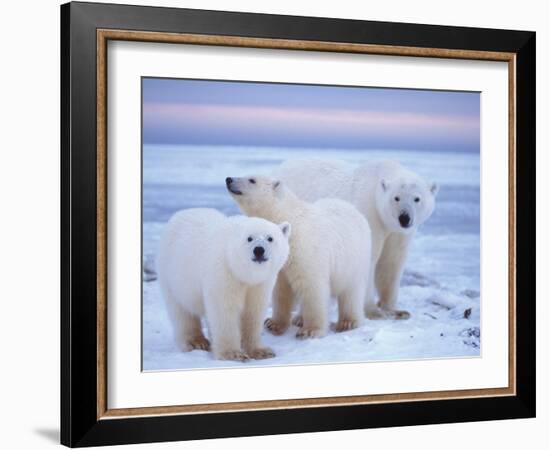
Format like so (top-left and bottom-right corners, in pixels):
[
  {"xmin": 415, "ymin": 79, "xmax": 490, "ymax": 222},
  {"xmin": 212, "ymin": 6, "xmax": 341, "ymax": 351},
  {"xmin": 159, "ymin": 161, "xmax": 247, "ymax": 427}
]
[{"xmin": 142, "ymin": 145, "xmax": 480, "ymax": 371}]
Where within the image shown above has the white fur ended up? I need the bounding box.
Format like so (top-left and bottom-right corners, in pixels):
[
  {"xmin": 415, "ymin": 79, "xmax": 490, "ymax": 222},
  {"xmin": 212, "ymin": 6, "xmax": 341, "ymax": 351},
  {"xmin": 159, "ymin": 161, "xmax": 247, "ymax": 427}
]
[
  {"xmin": 227, "ymin": 176, "xmax": 371, "ymax": 339},
  {"xmin": 157, "ymin": 208, "xmax": 290, "ymax": 361},
  {"xmin": 276, "ymin": 159, "xmax": 438, "ymax": 319}
]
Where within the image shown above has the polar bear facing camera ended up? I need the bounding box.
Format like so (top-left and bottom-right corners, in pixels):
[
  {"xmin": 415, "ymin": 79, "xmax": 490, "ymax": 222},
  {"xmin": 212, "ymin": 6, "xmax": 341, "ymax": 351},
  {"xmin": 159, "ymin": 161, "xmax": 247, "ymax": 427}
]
[
  {"xmin": 226, "ymin": 176, "xmax": 371, "ymax": 339},
  {"xmin": 157, "ymin": 208, "xmax": 290, "ymax": 361},
  {"xmin": 276, "ymin": 159, "xmax": 438, "ymax": 319}
]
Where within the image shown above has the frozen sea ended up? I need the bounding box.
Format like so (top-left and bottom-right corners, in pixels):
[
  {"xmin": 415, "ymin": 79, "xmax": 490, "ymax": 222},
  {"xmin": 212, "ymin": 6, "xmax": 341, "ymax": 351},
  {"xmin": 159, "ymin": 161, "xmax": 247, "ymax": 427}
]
[{"xmin": 142, "ymin": 144, "xmax": 480, "ymax": 371}]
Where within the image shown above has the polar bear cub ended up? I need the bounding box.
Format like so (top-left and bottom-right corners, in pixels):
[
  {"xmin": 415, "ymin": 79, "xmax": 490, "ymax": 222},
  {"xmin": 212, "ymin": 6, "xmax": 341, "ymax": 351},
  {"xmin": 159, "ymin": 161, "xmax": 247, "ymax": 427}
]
[
  {"xmin": 226, "ymin": 176, "xmax": 371, "ymax": 339},
  {"xmin": 276, "ymin": 159, "xmax": 438, "ymax": 319},
  {"xmin": 157, "ymin": 208, "xmax": 291, "ymax": 361}
]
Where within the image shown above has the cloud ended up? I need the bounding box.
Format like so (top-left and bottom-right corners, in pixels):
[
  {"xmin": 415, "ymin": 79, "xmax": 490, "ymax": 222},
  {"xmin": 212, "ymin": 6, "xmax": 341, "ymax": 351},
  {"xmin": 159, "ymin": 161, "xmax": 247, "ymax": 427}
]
[
  {"xmin": 145, "ymin": 102, "xmax": 477, "ymax": 131},
  {"xmin": 143, "ymin": 101, "xmax": 479, "ymax": 151}
]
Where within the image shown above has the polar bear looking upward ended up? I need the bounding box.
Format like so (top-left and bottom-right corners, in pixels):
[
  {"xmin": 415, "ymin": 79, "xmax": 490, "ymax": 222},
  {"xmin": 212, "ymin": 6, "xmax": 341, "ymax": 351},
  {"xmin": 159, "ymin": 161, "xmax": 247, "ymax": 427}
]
[
  {"xmin": 157, "ymin": 208, "xmax": 290, "ymax": 361},
  {"xmin": 226, "ymin": 175, "xmax": 371, "ymax": 339},
  {"xmin": 276, "ymin": 159, "xmax": 438, "ymax": 320}
]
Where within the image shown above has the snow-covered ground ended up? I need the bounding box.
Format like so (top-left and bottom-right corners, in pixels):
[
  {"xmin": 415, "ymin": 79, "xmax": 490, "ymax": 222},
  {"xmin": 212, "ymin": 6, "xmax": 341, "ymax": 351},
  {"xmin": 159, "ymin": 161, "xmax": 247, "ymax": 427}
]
[{"xmin": 142, "ymin": 145, "xmax": 480, "ymax": 371}]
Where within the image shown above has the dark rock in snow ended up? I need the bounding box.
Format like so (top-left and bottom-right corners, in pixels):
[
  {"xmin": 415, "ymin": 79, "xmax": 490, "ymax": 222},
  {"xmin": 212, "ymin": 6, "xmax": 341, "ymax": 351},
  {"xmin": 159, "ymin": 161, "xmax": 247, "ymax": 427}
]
[
  {"xmin": 426, "ymin": 294, "xmax": 453, "ymax": 310},
  {"xmin": 143, "ymin": 254, "xmax": 157, "ymax": 282},
  {"xmin": 460, "ymin": 327, "xmax": 481, "ymax": 348},
  {"xmin": 461, "ymin": 289, "xmax": 480, "ymax": 299},
  {"xmin": 144, "ymin": 272, "xmax": 157, "ymax": 282},
  {"xmin": 401, "ymin": 270, "xmax": 440, "ymax": 288}
]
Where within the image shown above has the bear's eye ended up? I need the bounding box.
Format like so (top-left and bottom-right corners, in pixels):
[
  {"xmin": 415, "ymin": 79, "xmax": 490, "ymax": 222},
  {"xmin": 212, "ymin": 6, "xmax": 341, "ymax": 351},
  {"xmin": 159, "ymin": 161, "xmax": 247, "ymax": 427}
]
[
  {"xmin": 414, "ymin": 197, "xmax": 421, "ymax": 203},
  {"xmin": 267, "ymin": 236, "xmax": 273, "ymax": 242},
  {"xmin": 247, "ymin": 236, "xmax": 253, "ymax": 242},
  {"xmin": 249, "ymin": 178, "xmax": 256, "ymax": 184},
  {"xmin": 394, "ymin": 196, "xmax": 400, "ymax": 202}
]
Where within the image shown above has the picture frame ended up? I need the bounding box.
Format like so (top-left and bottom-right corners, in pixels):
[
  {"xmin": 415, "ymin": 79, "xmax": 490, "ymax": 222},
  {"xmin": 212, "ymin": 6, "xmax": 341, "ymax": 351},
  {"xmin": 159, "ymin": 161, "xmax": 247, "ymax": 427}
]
[{"xmin": 60, "ymin": 1, "xmax": 535, "ymax": 447}]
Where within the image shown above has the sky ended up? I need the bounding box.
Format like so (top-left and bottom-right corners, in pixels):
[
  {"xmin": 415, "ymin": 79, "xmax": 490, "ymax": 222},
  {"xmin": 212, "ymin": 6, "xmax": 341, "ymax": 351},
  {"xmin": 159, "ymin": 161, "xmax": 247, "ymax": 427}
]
[{"xmin": 142, "ymin": 78, "xmax": 480, "ymax": 152}]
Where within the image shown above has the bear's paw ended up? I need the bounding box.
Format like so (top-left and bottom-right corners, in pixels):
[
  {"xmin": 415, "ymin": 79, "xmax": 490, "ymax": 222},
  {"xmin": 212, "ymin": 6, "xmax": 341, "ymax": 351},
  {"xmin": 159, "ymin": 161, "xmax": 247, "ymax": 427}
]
[
  {"xmin": 264, "ymin": 318, "xmax": 289, "ymax": 335},
  {"xmin": 248, "ymin": 347, "xmax": 276, "ymax": 360},
  {"xmin": 332, "ymin": 319, "xmax": 360, "ymax": 332},
  {"xmin": 217, "ymin": 350, "xmax": 250, "ymax": 362},
  {"xmin": 296, "ymin": 327, "xmax": 326, "ymax": 339},
  {"xmin": 187, "ymin": 336, "xmax": 211, "ymax": 351}
]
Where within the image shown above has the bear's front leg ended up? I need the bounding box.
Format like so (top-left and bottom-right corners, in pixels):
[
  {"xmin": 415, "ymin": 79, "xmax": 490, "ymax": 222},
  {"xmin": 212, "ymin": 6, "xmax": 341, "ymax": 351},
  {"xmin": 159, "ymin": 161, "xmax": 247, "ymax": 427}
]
[
  {"xmin": 365, "ymin": 232, "xmax": 388, "ymax": 320},
  {"xmin": 335, "ymin": 283, "xmax": 365, "ymax": 332},
  {"xmin": 204, "ymin": 290, "xmax": 249, "ymax": 361},
  {"xmin": 163, "ymin": 292, "xmax": 211, "ymax": 352},
  {"xmin": 264, "ymin": 273, "xmax": 294, "ymax": 335},
  {"xmin": 291, "ymin": 275, "xmax": 330, "ymax": 339},
  {"xmin": 242, "ymin": 284, "xmax": 275, "ymax": 359},
  {"xmin": 365, "ymin": 263, "xmax": 386, "ymax": 320},
  {"xmin": 375, "ymin": 232, "xmax": 412, "ymax": 320}
]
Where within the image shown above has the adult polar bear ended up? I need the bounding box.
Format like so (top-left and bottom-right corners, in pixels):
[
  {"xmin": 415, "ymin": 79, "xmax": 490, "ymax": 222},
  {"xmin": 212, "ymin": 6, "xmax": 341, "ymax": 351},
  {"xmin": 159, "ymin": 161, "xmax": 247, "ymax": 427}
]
[
  {"xmin": 276, "ymin": 159, "xmax": 438, "ymax": 319},
  {"xmin": 157, "ymin": 208, "xmax": 291, "ymax": 361},
  {"xmin": 227, "ymin": 176, "xmax": 371, "ymax": 339}
]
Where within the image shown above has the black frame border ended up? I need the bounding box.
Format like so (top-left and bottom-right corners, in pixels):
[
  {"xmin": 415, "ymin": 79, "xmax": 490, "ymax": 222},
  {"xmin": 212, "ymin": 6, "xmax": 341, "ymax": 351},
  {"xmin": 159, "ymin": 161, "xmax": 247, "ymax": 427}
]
[{"xmin": 61, "ymin": 2, "xmax": 535, "ymax": 447}]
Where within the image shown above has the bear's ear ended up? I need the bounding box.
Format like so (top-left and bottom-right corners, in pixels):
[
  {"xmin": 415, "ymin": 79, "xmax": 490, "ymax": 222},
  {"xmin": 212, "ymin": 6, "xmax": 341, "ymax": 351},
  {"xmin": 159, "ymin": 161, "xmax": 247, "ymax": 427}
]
[
  {"xmin": 430, "ymin": 182, "xmax": 439, "ymax": 196},
  {"xmin": 279, "ymin": 221, "xmax": 291, "ymax": 239},
  {"xmin": 273, "ymin": 180, "xmax": 284, "ymax": 198},
  {"xmin": 381, "ymin": 179, "xmax": 389, "ymax": 192}
]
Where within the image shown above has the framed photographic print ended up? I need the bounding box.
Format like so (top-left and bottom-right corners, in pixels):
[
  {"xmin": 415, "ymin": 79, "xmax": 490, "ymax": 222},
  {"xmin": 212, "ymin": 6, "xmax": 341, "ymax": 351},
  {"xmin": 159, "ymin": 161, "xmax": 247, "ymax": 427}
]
[{"xmin": 60, "ymin": 1, "xmax": 536, "ymax": 447}]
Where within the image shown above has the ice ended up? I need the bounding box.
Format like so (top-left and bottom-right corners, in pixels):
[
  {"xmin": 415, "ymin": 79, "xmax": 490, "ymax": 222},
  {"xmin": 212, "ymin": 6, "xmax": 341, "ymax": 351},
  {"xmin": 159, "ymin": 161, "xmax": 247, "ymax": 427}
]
[{"xmin": 142, "ymin": 144, "xmax": 480, "ymax": 370}]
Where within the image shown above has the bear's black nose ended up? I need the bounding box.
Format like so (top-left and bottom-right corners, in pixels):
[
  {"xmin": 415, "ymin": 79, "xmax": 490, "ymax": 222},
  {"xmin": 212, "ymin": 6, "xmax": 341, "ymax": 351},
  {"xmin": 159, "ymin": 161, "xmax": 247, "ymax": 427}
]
[
  {"xmin": 399, "ymin": 212, "xmax": 411, "ymax": 228},
  {"xmin": 225, "ymin": 177, "xmax": 233, "ymax": 186},
  {"xmin": 253, "ymin": 246, "xmax": 265, "ymax": 257}
]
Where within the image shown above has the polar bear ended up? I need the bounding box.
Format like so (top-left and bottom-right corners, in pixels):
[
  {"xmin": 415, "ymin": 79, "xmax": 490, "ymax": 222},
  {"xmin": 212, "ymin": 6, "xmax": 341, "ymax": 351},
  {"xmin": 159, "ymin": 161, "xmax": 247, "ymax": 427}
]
[
  {"xmin": 157, "ymin": 208, "xmax": 291, "ymax": 361},
  {"xmin": 226, "ymin": 175, "xmax": 371, "ymax": 339},
  {"xmin": 276, "ymin": 159, "xmax": 438, "ymax": 319}
]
